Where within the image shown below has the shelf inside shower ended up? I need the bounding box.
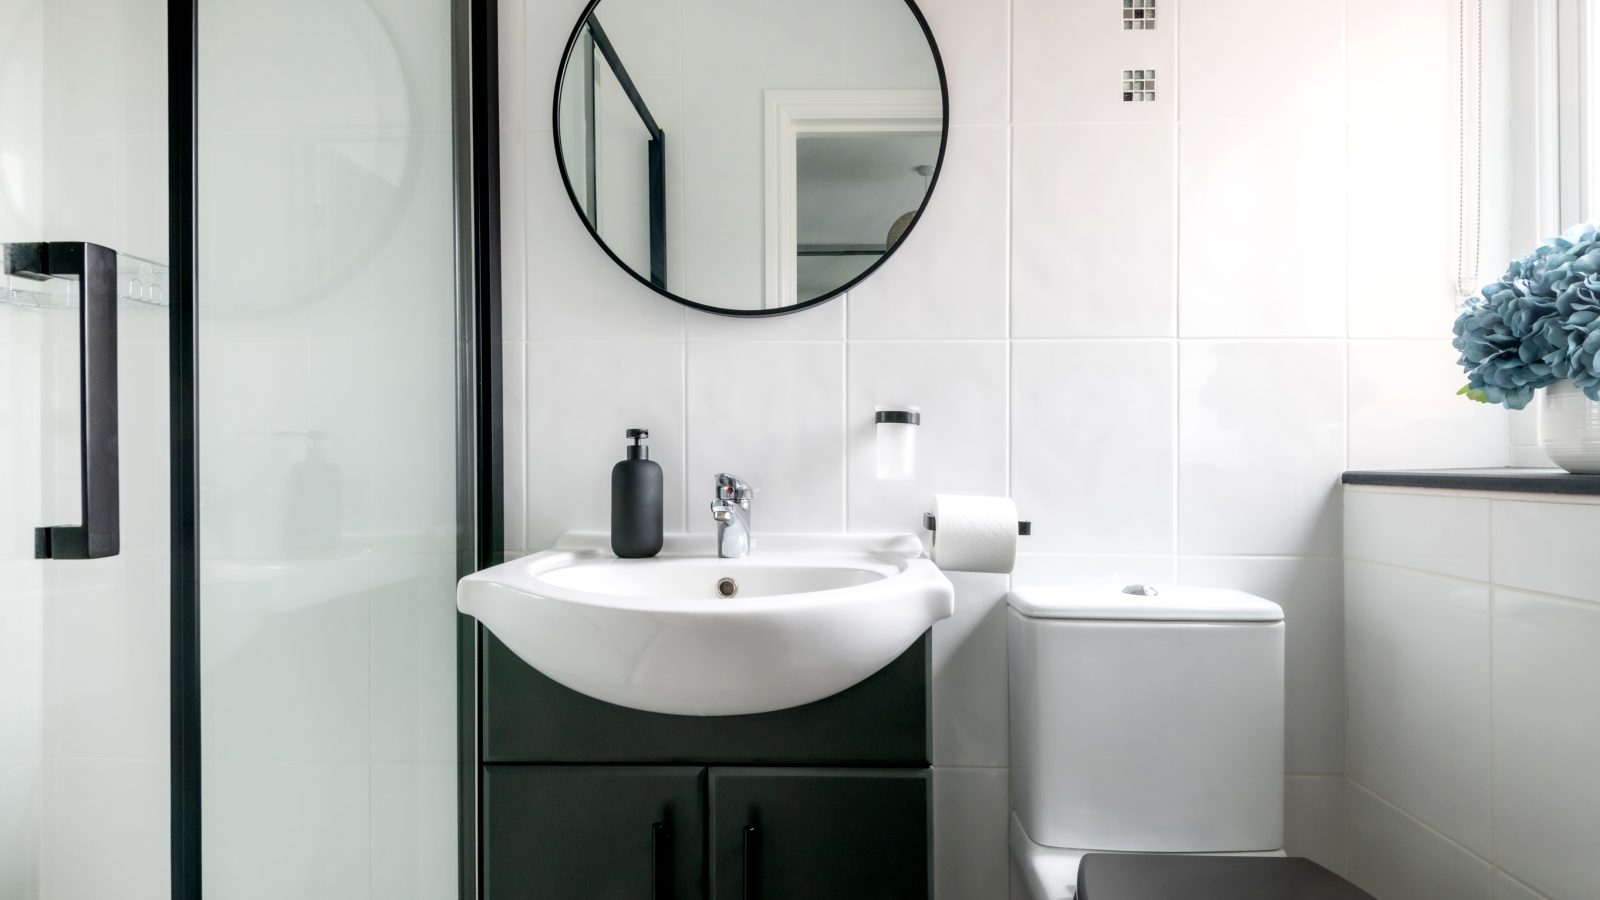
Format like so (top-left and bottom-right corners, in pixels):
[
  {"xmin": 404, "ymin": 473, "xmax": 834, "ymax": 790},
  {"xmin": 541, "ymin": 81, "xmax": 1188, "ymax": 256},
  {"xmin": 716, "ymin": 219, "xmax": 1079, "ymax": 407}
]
[{"xmin": 2, "ymin": 251, "xmax": 170, "ymax": 310}]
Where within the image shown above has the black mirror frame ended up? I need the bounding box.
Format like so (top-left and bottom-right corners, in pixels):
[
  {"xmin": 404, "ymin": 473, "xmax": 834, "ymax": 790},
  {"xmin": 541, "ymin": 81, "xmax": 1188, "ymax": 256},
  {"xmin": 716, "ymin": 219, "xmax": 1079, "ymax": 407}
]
[{"xmin": 550, "ymin": 0, "xmax": 951, "ymax": 318}]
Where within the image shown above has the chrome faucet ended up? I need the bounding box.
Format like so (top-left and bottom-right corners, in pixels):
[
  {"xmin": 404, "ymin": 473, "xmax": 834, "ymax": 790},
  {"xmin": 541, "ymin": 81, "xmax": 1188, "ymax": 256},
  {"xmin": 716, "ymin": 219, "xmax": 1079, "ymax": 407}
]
[{"xmin": 709, "ymin": 473, "xmax": 753, "ymax": 559}]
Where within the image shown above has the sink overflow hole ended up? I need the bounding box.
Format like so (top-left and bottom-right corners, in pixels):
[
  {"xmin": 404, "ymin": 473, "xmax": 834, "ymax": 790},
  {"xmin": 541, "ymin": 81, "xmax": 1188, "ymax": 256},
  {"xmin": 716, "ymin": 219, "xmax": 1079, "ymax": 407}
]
[{"xmin": 716, "ymin": 577, "xmax": 739, "ymax": 598}]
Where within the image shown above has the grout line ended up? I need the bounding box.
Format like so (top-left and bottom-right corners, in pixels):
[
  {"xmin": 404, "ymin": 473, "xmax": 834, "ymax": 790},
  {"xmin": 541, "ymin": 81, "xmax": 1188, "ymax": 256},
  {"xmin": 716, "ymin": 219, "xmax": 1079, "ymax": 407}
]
[
  {"xmin": 680, "ymin": 340, "xmax": 689, "ymax": 532},
  {"xmin": 1171, "ymin": 0, "xmax": 1185, "ymax": 558},
  {"xmin": 1345, "ymin": 556, "xmax": 1491, "ymax": 588},
  {"xmin": 842, "ymin": 336, "xmax": 851, "ymax": 531},
  {"xmin": 1487, "ymin": 501, "xmax": 1499, "ymax": 877},
  {"xmin": 1347, "ymin": 779, "xmax": 1496, "ymax": 870},
  {"xmin": 1341, "ymin": 0, "xmax": 1354, "ymax": 481}
]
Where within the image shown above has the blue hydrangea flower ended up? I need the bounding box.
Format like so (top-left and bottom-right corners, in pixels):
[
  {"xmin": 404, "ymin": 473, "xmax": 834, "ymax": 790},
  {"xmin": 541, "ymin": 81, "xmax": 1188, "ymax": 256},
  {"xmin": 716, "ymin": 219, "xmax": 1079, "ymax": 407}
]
[
  {"xmin": 1455, "ymin": 224, "xmax": 1600, "ymax": 408},
  {"xmin": 1558, "ymin": 274, "xmax": 1600, "ymax": 399}
]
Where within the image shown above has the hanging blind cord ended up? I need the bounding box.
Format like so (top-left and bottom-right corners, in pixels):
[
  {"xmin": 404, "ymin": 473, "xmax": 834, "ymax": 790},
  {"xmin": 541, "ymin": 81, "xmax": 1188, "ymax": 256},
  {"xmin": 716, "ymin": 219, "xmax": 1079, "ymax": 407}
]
[{"xmin": 1457, "ymin": 0, "xmax": 1484, "ymax": 299}]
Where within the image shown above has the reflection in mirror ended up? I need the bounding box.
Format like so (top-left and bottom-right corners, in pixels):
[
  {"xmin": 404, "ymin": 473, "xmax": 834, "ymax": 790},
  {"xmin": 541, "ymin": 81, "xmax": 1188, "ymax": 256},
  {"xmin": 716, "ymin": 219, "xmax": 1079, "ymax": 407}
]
[{"xmin": 555, "ymin": 0, "xmax": 946, "ymax": 315}]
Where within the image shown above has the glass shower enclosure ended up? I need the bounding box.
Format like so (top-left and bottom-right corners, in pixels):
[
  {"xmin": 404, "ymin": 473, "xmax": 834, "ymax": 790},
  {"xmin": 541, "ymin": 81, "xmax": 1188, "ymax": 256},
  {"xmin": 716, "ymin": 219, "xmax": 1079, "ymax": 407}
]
[{"xmin": 0, "ymin": 0, "xmax": 489, "ymax": 896}]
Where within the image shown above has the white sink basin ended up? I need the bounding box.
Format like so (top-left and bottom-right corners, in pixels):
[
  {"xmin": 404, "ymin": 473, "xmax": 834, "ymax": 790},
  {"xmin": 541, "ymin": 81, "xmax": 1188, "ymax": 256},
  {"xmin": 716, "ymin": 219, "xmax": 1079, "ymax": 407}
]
[{"xmin": 457, "ymin": 532, "xmax": 954, "ymax": 716}]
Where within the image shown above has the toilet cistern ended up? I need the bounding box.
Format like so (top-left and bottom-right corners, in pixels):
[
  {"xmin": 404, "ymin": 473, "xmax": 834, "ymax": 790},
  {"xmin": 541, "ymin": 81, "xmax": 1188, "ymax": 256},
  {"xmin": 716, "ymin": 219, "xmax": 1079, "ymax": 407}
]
[{"xmin": 709, "ymin": 473, "xmax": 752, "ymax": 559}]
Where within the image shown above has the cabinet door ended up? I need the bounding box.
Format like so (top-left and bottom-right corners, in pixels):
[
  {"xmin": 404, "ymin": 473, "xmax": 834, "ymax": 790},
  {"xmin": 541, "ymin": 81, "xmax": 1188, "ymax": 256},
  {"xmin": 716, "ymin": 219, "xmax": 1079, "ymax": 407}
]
[
  {"xmin": 485, "ymin": 765, "xmax": 705, "ymax": 899},
  {"xmin": 708, "ymin": 768, "xmax": 930, "ymax": 900}
]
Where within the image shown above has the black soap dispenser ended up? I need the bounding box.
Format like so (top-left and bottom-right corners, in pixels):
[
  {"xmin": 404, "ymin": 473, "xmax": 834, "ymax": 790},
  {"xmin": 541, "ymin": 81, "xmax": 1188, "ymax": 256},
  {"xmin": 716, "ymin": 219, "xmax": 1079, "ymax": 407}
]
[{"xmin": 611, "ymin": 428, "xmax": 664, "ymax": 558}]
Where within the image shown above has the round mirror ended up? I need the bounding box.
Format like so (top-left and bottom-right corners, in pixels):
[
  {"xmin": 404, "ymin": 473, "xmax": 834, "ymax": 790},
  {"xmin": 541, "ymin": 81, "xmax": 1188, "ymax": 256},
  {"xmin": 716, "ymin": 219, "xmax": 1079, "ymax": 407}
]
[{"xmin": 553, "ymin": 0, "xmax": 948, "ymax": 317}]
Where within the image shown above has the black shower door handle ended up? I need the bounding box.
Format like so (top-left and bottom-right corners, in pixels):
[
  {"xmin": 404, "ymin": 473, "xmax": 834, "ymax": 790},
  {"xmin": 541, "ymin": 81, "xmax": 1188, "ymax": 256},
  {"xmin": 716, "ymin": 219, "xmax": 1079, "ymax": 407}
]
[{"xmin": 6, "ymin": 242, "xmax": 120, "ymax": 559}]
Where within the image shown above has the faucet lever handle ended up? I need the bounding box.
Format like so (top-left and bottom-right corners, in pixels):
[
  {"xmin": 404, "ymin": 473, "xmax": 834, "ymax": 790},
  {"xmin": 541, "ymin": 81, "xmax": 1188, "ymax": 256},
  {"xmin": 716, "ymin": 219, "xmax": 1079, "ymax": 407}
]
[{"xmin": 714, "ymin": 473, "xmax": 752, "ymax": 502}]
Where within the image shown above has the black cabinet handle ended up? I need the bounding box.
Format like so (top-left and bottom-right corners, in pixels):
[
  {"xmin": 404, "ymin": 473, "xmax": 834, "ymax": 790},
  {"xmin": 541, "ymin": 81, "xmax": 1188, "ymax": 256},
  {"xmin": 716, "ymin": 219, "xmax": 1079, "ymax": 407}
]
[
  {"xmin": 652, "ymin": 821, "xmax": 672, "ymax": 900},
  {"xmin": 6, "ymin": 242, "xmax": 120, "ymax": 559},
  {"xmin": 742, "ymin": 824, "xmax": 759, "ymax": 900}
]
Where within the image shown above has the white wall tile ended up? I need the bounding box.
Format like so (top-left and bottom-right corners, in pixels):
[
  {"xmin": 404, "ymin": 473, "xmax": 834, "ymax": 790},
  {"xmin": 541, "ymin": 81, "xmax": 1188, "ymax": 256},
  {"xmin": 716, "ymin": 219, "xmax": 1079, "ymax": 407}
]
[
  {"xmin": 1492, "ymin": 590, "xmax": 1600, "ymax": 900},
  {"xmin": 40, "ymin": 757, "xmax": 167, "ymax": 900},
  {"xmin": 369, "ymin": 555, "xmax": 459, "ymax": 764},
  {"xmin": 527, "ymin": 0, "xmax": 590, "ymax": 128},
  {"xmin": 1012, "ymin": 124, "xmax": 1175, "ymax": 338},
  {"xmin": 914, "ymin": 0, "xmax": 1008, "ymax": 125},
  {"xmin": 524, "ymin": 138, "xmax": 687, "ymax": 341},
  {"xmin": 1178, "ymin": 123, "xmax": 1347, "ymax": 338},
  {"xmin": 1179, "ymin": 0, "xmax": 1345, "ymax": 122},
  {"xmin": 371, "ymin": 762, "xmax": 457, "ymax": 900},
  {"xmin": 1178, "ymin": 556, "xmax": 1345, "ymax": 775},
  {"xmin": 933, "ymin": 767, "xmax": 1010, "ymax": 900},
  {"xmin": 1496, "ymin": 874, "xmax": 1553, "ymax": 900},
  {"xmin": 1013, "ymin": 0, "xmax": 1176, "ymax": 124},
  {"xmin": 1349, "ymin": 341, "xmax": 1511, "ymax": 470},
  {"xmin": 1347, "ymin": 121, "xmax": 1462, "ymax": 338},
  {"xmin": 1507, "ymin": 407, "xmax": 1554, "ymax": 468},
  {"xmin": 1347, "ymin": 0, "xmax": 1455, "ymax": 123},
  {"xmin": 846, "ymin": 342, "xmax": 1008, "ymax": 533},
  {"xmin": 0, "ymin": 571, "xmax": 44, "ymax": 772},
  {"xmin": 1178, "ymin": 342, "xmax": 1346, "ymax": 556},
  {"xmin": 0, "ymin": 762, "xmax": 40, "ymax": 900},
  {"xmin": 1014, "ymin": 341, "xmax": 1175, "ymax": 554},
  {"xmin": 847, "ymin": 126, "xmax": 1009, "ymax": 339},
  {"xmin": 498, "ymin": 0, "xmax": 526, "ymax": 133},
  {"xmin": 1011, "ymin": 554, "xmax": 1177, "ymax": 587},
  {"xmin": 42, "ymin": 553, "xmax": 168, "ymax": 760},
  {"xmin": 1285, "ymin": 775, "xmax": 1346, "ymax": 876},
  {"xmin": 526, "ymin": 341, "xmax": 686, "ymax": 547},
  {"xmin": 200, "ymin": 559, "xmax": 372, "ymax": 762},
  {"xmin": 932, "ymin": 573, "xmax": 1009, "ymax": 768},
  {"xmin": 1344, "ymin": 489, "xmax": 1491, "ymax": 581},
  {"xmin": 1491, "ymin": 500, "xmax": 1600, "ymax": 605},
  {"xmin": 41, "ymin": 138, "xmax": 124, "ymax": 260},
  {"xmin": 1346, "ymin": 561, "xmax": 1492, "ymax": 856},
  {"xmin": 203, "ymin": 760, "xmax": 369, "ymax": 900},
  {"xmin": 1509, "ymin": 443, "xmax": 1557, "ymax": 468},
  {"xmin": 503, "ymin": 342, "xmax": 528, "ymax": 554},
  {"xmin": 686, "ymin": 342, "xmax": 845, "ymax": 533},
  {"xmin": 114, "ymin": 327, "xmax": 171, "ymax": 555},
  {"xmin": 307, "ymin": 340, "xmax": 458, "ymax": 549},
  {"xmin": 687, "ymin": 300, "xmax": 844, "ymax": 342},
  {"xmin": 501, "ymin": 130, "xmax": 527, "ymax": 343},
  {"xmin": 1346, "ymin": 783, "xmax": 1493, "ymax": 900},
  {"xmin": 194, "ymin": 340, "xmax": 310, "ymax": 555}
]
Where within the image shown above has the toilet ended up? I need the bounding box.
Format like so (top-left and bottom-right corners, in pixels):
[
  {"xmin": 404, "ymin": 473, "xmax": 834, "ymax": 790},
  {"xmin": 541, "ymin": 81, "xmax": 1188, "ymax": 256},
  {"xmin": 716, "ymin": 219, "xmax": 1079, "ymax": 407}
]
[{"xmin": 1007, "ymin": 585, "xmax": 1371, "ymax": 900}]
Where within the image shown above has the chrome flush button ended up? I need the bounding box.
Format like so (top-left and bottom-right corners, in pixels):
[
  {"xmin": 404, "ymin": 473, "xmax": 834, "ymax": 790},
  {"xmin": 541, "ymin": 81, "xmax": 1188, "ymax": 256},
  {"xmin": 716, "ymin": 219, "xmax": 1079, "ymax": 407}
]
[{"xmin": 1121, "ymin": 584, "xmax": 1159, "ymax": 596}]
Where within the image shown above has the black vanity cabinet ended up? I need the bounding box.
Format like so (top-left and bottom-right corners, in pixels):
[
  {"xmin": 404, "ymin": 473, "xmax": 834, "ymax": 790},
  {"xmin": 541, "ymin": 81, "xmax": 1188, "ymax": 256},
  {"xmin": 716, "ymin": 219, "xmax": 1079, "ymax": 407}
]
[
  {"xmin": 480, "ymin": 632, "xmax": 934, "ymax": 899},
  {"xmin": 708, "ymin": 768, "xmax": 930, "ymax": 899},
  {"xmin": 484, "ymin": 766, "xmax": 706, "ymax": 899},
  {"xmin": 484, "ymin": 765, "xmax": 930, "ymax": 899}
]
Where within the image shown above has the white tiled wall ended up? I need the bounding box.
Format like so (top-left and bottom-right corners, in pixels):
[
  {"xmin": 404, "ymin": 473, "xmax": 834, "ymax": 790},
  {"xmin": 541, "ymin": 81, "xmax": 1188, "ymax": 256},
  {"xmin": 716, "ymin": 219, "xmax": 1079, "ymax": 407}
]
[
  {"xmin": 1344, "ymin": 486, "xmax": 1600, "ymax": 900},
  {"xmin": 502, "ymin": 1, "xmax": 1516, "ymax": 895}
]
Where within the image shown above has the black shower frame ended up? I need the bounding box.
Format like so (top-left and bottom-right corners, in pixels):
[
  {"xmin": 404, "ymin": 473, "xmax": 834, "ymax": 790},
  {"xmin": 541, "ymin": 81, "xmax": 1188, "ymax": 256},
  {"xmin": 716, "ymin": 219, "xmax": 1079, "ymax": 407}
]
[
  {"xmin": 582, "ymin": 15, "xmax": 668, "ymax": 289},
  {"xmin": 166, "ymin": 0, "xmax": 503, "ymax": 896}
]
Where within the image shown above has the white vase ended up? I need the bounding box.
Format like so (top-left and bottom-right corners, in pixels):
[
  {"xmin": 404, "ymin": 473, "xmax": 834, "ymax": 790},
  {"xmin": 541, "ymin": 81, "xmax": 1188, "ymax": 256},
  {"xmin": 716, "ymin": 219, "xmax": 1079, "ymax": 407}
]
[{"xmin": 1539, "ymin": 381, "xmax": 1600, "ymax": 474}]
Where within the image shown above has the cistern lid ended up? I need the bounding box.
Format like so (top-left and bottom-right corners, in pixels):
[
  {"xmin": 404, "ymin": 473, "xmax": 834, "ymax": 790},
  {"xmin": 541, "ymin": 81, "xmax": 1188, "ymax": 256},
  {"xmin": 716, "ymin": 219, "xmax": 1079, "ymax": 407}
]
[{"xmin": 1006, "ymin": 585, "xmax": 1284, "ymax": 623}]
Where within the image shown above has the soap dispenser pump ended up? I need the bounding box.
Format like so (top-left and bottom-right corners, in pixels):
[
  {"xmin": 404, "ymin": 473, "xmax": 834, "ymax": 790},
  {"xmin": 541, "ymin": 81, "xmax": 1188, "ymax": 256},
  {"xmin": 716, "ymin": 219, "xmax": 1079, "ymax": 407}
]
[{"xmin": 611, "ymin": 428, "xmax": 664, "ymax": 558}]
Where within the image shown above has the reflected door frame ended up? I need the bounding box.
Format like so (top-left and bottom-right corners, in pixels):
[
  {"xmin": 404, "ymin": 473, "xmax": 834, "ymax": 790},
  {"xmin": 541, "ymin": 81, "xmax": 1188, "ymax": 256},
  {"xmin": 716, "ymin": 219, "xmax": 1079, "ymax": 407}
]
[{"xmin": 761, "ymin": 89, "xmax": 941, "ymax": 310}]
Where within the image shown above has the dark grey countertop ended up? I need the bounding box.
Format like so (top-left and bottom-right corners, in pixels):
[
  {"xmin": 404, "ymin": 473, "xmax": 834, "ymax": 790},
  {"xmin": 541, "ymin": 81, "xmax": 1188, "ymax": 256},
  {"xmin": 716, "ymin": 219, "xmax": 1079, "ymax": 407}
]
[{"xmin": 1342, "ymin": 468, "xmax": 1600, "ymax": 496}]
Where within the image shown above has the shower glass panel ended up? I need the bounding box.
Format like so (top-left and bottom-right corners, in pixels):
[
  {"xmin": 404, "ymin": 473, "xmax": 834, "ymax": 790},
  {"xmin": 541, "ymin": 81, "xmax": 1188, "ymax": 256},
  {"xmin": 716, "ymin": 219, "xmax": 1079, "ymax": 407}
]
[
  {"xmin": 196, "ymin": 0, "xmax": 459, "ymax": 896},
  {"xmin": 0, "ymin": 0, "xmax": 172, "ymax": 897}
]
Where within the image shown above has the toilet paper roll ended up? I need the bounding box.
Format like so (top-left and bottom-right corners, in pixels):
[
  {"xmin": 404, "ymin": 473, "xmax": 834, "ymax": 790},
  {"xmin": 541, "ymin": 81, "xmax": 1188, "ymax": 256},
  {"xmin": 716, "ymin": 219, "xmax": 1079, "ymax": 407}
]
[{"xmin": 929, "ymin": 494, "xmax": 1019, "ymax": 574}]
